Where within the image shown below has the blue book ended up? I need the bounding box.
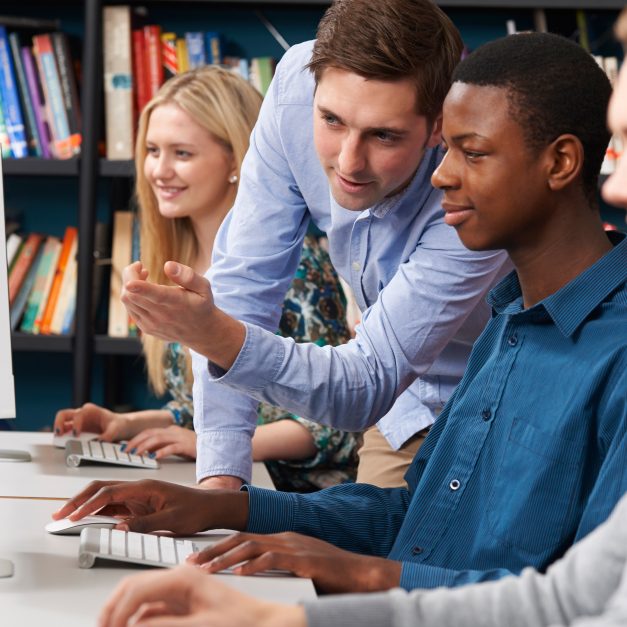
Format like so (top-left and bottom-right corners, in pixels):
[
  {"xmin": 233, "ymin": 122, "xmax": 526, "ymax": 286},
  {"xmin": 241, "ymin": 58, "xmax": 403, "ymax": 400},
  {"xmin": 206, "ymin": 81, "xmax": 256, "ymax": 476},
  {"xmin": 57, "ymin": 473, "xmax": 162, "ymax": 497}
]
[
  {"xmin": 8, "ymin": 32, "xmax": 42, "ymax": 157},
  {"xmin": 0, "ymin": 26, "xmax": 27, "ymax": 158},
  {"xmin": 185, "ymin": 32, "xmax": 206, "ymax": 68}
]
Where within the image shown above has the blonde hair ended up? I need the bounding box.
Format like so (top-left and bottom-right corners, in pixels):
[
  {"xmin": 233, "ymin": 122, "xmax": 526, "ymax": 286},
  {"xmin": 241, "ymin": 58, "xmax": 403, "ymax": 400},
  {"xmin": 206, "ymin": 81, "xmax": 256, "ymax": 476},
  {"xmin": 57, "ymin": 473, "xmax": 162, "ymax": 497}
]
[{"xmin": 135, "ymin": 67, "xmax": 262, "ymax": 394}]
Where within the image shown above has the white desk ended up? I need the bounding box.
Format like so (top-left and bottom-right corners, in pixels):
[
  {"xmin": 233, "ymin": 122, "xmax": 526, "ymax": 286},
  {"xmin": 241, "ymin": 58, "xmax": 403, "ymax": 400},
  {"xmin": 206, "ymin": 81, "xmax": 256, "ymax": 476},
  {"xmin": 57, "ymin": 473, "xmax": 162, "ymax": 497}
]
[
  {"xmin": 0, "ymin": 498, "xmax": 316, "ymax": 626},
  {"xmin": 0, "ymin": 432, "xmax": 274, "ymax": 498}
]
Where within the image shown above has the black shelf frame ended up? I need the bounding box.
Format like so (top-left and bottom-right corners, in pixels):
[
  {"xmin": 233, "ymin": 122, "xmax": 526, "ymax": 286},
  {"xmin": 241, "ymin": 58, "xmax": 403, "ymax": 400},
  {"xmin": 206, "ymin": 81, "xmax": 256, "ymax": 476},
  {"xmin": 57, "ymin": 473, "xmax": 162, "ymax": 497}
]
[
  {"xmin": 11, "ymin": 332, "xmax": 142, "ymax": 356},
  {"xmin": 115, "ymin": 0, "xmax": 626, "ymax": 6},
  {"xmin": 3, "ymin": 157, "xmax": 134, "ymax": 178}
]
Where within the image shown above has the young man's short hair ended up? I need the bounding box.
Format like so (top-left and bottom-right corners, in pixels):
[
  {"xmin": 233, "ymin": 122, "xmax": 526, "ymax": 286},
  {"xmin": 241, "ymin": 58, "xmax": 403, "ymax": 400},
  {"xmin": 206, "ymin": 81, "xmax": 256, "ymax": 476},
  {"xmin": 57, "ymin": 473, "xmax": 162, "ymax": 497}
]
[
  {"xmin": 307, "ymin": 0, "xmax": 463, "ymax": 123},
  {"xmin": 452, "ymin": 32, "xmax": 612, "ymax": 204}
]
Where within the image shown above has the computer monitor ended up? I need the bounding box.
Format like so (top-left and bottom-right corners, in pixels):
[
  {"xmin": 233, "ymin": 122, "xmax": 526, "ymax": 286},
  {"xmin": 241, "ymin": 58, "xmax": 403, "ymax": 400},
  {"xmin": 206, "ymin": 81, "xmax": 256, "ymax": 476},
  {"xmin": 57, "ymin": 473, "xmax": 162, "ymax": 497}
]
[{"xmin": 0, "ymin": 154, "xmax": 31, "ymax": 578}]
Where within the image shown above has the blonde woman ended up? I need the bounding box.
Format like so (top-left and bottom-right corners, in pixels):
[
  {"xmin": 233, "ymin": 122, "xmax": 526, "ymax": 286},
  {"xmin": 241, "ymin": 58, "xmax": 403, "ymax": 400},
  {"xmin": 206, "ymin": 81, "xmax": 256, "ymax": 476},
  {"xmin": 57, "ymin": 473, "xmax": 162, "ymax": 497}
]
[{"xmin": 54, "ymin": 67, "xmax": 357, "ymax": 491}]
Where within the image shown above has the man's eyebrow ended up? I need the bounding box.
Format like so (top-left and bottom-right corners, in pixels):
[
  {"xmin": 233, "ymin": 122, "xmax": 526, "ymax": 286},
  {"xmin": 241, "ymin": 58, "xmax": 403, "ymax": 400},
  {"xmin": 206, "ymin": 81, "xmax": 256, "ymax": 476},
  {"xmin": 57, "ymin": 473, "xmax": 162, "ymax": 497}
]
[
  {"xmin": 450, "ymin": 132, "xmax": 489, "ymax": 142},
  {"xmin": 316, "ymin": 105, "xmax": 408, "ymax": 136}
]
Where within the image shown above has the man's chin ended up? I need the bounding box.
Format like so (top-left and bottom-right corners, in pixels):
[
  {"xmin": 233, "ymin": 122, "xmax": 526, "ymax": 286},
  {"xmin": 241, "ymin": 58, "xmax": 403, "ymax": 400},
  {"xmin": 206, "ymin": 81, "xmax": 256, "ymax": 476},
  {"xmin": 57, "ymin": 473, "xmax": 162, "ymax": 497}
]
[{"xmin": 330, "ymin": 188, "xmax": 378, "ymax": 212}]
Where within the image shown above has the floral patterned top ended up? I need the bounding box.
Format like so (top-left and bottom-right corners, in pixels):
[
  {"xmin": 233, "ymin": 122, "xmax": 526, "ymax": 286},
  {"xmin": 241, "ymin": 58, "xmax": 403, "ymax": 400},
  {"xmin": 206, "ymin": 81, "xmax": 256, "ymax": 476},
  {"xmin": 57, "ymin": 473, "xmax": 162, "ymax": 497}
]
[{"xmin": 161, "ymin": 235, "xmax": 359, "ymax": 492}]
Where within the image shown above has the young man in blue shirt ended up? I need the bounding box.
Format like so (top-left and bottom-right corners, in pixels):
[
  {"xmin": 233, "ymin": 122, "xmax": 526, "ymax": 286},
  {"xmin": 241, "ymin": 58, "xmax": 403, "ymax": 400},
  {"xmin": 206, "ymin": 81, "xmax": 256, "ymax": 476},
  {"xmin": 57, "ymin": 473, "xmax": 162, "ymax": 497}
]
[
  {"xmin": 110, "ymin": 0, "xmax": 509, "ymax": 490},
  {"xmin": 59, "ymin": 33, "xmax": 627, "ymax": 599}
]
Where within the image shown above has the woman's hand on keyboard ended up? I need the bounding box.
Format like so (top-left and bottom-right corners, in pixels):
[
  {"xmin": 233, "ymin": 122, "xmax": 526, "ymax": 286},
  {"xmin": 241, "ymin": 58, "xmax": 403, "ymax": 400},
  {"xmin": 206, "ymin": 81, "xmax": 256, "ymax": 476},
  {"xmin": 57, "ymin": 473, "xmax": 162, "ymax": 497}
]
[
  {"xmin": 189, "ymin": 531, "xmax": 402, "ymax": 594},
  {"xmin": 122, "ymin": 425, "xmax": 197, "ymax": 460},
  {"xmin": 99, "ymin": 564, "xmax": 306, "ymax": 627},
  {"xmin": 53, "ymin": 403, "xmax": 134, "ymax": 441},
  {"xmin": 51, "ymin": 479, "xmax": 249, "ymax": 536}
]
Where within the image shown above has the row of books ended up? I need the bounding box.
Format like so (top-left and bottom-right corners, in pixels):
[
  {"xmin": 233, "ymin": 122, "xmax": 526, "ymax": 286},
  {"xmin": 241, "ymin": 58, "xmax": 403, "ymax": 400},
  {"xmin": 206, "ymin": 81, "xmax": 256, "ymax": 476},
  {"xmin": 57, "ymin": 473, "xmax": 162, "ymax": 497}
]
[
  {"xmin": 596, "ymin": 55, "xmax": 623, "ymax": 176},
  {"xmin": 104, "ymin": 6, "xmax": 276, "ymax": 160},
  {"xmin": 0, "ymin": 26, "xmax": 81, "ymax": 160},
  {"xmin": 7, "ymin": 226, "xmax": 78, "ymax": 335}
]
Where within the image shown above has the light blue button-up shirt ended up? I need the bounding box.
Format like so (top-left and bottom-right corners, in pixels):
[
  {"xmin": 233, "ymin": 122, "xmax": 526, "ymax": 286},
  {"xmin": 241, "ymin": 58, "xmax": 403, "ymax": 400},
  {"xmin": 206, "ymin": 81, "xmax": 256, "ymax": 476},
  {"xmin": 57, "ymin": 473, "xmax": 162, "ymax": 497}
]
[
  {"xmin": 193, "ymin": 41, "xmax": 509, "ymax": 482},
  {"xmin": 244, "ymin": 232, "xmax": 627, "ymax": 590}
]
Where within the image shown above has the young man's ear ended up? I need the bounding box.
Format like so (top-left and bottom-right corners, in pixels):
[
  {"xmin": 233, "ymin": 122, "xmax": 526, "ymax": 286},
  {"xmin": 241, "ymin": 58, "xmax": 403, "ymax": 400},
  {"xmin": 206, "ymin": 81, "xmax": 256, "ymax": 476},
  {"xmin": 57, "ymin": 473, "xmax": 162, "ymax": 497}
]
[
  {"xmin": 546, "ymin": 134, "xmax": 584, "ymax": 192},
  {"xmin": 426, "ymin": 113, "xmax": 443, "ymax": 148}
]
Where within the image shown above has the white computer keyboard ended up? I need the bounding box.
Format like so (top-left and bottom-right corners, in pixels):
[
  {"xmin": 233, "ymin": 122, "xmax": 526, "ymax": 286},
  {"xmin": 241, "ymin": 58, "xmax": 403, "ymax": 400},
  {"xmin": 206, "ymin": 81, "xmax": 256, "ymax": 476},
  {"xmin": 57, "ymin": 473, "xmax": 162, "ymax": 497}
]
[
  {"xmin": 78, "ymin": 527, "xmax": 292, "ymax": 576},
  {"xmin": 65, "ymin": 439, "xmax": 159, "ymax": 469},
  {"xmin": 79, "ymin": 527, "xmax": 196, "ymax": 569}
]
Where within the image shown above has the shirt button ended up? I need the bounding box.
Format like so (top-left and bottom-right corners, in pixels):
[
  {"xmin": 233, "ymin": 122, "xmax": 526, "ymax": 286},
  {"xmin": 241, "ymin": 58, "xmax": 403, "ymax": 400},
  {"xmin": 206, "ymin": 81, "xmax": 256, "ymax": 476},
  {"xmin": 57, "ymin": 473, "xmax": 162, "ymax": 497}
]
[
  {"xmin": 481, "ymin": 409, "xmax": 492, "ymax": 421},
  {"xmin": 508, "ymin": 334, "xmax": 518, "ymax": 347},
  {"xmin": 352, "ymin": 261, "xmax": 361, "ymax": 272},
  {"xmin": 412, "ymin": 546, "xmax": 423, "ymax": 555},
  {"xmin": 449, "ymin": 479, "xmax": 461, "ymax": 491}
]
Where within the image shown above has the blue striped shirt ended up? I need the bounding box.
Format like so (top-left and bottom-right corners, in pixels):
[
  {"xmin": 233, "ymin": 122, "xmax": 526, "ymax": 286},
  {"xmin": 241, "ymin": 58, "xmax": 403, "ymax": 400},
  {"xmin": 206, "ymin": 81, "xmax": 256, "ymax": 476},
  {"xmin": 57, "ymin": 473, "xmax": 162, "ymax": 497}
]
[{"xmin": 245, "ymin": 232, "xmax": 627, "ymax": 590}]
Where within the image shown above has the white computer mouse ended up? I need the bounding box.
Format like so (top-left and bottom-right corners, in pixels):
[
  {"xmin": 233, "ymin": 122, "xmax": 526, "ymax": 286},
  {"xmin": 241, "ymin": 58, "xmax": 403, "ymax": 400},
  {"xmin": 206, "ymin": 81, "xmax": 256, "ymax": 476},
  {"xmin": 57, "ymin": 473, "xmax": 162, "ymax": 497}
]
[{"xmin": 45, "ymin": 515, "xmax": 121, "ymax": 535}]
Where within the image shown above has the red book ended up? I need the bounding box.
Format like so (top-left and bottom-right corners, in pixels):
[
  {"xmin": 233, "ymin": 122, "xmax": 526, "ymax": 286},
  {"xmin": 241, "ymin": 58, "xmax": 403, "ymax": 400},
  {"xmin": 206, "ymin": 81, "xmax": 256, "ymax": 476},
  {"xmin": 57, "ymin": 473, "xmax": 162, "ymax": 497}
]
[
  {"xmin": 132, "ymin": 29, "xmax": 149, "ymax": 120},
  {"xmin": 143, "ymin": 25, "xmax": 163, "ymax": 99},
  {"xmin": 8, "ymin": 233, "xmax": 43, "ymax": 305}
]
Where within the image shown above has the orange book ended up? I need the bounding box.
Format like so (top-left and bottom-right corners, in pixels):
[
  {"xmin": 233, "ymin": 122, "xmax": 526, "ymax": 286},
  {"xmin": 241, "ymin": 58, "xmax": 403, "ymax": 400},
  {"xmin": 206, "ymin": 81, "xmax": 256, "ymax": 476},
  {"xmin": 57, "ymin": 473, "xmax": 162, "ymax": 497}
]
[
  {"xmin": 39, "ymin": 226, "xmax": 77, "ymax": 334},
  {"xmin": 8, "ymin": 233, "xmax": 43, "ymax": 305}
]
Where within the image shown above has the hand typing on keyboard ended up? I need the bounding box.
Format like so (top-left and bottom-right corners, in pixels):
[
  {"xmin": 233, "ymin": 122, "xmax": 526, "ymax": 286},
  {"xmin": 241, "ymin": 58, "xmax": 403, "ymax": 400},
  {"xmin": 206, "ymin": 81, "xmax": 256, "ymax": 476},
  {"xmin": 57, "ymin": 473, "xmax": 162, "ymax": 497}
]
[{"xmin": 51, "ymin": 479, "xmax": 250, "ymax": 536}]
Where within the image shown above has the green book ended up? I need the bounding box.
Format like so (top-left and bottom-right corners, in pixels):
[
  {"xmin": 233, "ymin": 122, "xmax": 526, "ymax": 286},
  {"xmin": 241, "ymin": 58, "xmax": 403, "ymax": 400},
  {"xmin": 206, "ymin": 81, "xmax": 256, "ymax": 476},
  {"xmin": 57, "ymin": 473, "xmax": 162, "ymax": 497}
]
[{"xmin": 20, "ymin": 237, "xmax": 61, "ymax": 333}]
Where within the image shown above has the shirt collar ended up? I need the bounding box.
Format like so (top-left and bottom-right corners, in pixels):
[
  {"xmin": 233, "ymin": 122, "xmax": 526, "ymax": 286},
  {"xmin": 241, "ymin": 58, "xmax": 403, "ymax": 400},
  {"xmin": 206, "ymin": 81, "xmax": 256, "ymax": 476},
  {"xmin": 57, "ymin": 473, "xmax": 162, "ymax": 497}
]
[{"xmin": 488, "ymin": 231, "xmax": 627, "ymax": 337}]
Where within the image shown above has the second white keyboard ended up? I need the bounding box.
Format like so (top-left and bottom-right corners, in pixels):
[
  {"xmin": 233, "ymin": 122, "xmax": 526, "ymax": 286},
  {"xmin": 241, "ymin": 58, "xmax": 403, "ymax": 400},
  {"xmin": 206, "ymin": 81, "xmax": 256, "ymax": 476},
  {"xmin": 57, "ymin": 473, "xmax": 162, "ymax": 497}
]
[
  {"xmin": 65, "ymin": 439, "xmax": 159, "ymax": 469},
  {"xmin": 79, "ymin": 527, "xmax": 196, "ymax": 569}
]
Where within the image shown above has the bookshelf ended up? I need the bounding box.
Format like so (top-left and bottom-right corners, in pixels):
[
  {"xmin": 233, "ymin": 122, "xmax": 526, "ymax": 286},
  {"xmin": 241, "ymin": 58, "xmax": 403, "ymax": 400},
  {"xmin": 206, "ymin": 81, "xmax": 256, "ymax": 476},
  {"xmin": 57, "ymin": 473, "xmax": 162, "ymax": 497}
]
[{"xmin": 4, "ymin": 0, "xmax": 622, "ymax": 430}]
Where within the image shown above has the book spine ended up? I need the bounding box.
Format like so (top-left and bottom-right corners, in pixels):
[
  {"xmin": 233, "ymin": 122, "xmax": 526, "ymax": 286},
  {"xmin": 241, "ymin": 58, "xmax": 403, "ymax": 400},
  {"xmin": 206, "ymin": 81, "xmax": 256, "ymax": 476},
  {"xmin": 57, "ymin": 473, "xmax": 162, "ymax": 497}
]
[
  {"xmin": 108, "ymin": 211, "xmax": 134, "ymax": 337},
  {"xmin": 32, "ymin": 237, "xmax": 62, "ymax": 334},
  {"xmin": 8, "ymin": 232, "xmax": 43, "ymax": 304},
  {"xmin": 131, "ymin": 29, "xmax": 149, "ymax": 120},
  {"xmin": 0, "ymin": 90, "xmax": 13, "ymax": 157},
  {"xmin": 103, "ymin": 6, "xmax": 134, "ymax": 160},
  {"xmin": 20, "ymin": 237, "xmax": 59, "ymax": 333},
  {"xmin": 205, "ymin": 32, "xmax": 222, "ymax": 65},
  {"xmin": 39, "ymin": 225, "xmax": 77, "ymax": 334},
  {"xmin": 51, "ymin": 32, "xmax": 81, "ymax": 155},
  {"xmin": 32, "ymin": 34, "xmax": 72, "ymax": 159},
  {"xmin": 21, "ymin": 46, "xmax": 52, "ymax": 159},
  {"xmin": 8, "ymin": 32, "xmax": 42, "ymax": 157},
  {"xmin": 161, "ymin": 32, "xmax": 178, "ymax": 80},
  {"xmin": 6, "ymin": 233, "xmax": 22, "ymax": 270},
  {"xmin": 144, "ymin": 25, "xmax": 163, "ymax": 98},
  {"xmin": 50, "ymin": 235, "xmax": 78, "ymax": 334},
  {"xmin": 10, "ymin": 243, "xmax": 44, "ymax": 330},
  {"xmin": 0, "ymin": 26, "xmax": 27, "ymax": 158},
  {"xmin": 184, "ymin": 32, "xmax": 205, "ymax": 69},
  {"xmin": 176, "ymin": 38, "xmax": 188, "ymax": 74}
]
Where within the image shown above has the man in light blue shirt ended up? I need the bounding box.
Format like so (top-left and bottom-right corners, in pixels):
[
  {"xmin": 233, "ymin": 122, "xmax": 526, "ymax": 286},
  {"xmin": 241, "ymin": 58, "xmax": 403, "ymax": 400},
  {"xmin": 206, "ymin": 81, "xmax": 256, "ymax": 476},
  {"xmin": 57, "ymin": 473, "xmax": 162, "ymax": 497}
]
[{"xmin": 122, "ymin": 0, "xmax": 508, "ymax": 488}]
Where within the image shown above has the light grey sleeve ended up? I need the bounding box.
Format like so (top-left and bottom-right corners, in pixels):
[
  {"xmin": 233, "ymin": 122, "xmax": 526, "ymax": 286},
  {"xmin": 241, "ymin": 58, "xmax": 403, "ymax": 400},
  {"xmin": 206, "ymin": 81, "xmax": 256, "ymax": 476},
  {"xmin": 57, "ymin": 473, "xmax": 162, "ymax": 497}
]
[{"xmin": 304, "ymin": 493, "xmax": 627, "ymax": 627}]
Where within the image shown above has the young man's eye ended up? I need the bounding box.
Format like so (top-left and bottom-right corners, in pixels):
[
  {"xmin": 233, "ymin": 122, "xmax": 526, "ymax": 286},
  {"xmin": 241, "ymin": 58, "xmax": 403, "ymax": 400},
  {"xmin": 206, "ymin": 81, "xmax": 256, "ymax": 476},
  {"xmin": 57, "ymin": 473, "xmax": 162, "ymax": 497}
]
[
  {"xmin": 323, "ymin": 114, "xmax": 339, "ymax": 126},
  {"xmin": 375, "ymin": 131, "xmax": 396, "ymax": 143},
  {"xmin": 464, "ymin": 150, "xmax": 485, "ymax": 160}
]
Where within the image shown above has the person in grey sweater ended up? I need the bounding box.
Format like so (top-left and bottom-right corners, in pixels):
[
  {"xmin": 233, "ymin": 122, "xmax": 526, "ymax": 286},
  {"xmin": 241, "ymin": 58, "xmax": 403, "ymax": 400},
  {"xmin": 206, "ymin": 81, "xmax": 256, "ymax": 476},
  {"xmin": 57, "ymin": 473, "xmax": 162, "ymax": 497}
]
[{"xmin": 98, "ymin": 490, "xmax": 627, "ymax": 627}]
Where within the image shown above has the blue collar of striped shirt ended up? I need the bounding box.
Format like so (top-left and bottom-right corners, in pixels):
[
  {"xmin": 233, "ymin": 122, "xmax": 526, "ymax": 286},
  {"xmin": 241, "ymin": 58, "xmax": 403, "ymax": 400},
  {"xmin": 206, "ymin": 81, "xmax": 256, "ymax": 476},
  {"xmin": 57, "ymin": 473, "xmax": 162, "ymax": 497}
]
[{"xmin": 487, "ymin": 231, "xmax": 627, "ymax": 338}]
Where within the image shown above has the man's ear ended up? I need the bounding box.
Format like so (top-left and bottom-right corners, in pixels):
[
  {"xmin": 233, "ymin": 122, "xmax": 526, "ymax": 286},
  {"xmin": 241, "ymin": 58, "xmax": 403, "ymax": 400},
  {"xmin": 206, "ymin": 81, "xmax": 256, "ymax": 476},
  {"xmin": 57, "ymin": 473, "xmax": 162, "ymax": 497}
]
[
  {"xmin": 546, "ymin": 134, "xmax": 584, "ymax": 192},
  {"xmin": 426, "ymin": 114, "xmax": 443, "ymax": 148}
]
